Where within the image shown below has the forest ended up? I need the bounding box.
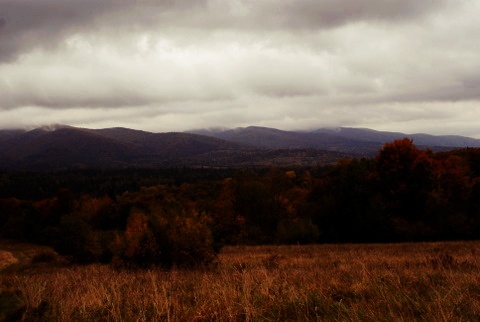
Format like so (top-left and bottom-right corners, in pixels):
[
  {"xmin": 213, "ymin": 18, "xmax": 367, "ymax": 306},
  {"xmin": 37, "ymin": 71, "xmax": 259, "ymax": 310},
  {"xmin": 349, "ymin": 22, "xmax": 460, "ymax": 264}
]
[{"xmin": 1, "ymin": 138, "xmax": 480, "ymax": 267}]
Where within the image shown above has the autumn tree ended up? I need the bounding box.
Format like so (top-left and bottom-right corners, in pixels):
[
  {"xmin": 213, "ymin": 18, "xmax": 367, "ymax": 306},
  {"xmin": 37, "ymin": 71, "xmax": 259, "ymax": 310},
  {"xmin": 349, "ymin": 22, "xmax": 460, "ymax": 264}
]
[
  {"xmin": 234, "ymin": 179, "xmax": 282, "ymax": 243},
  {"xmin": 425, "ymin": 154, "xmax": 475, "ymax": 238},
  {"xmin": 121, "ymin": 210, "xmax": 159, "ymax": 266},
  {"xmin": 374, "ymin": 139, "xmax": 435, "ymax": 235},
  {"xmin": 307, "ymin": 158, "xmax": 391, "ymax": 242}
]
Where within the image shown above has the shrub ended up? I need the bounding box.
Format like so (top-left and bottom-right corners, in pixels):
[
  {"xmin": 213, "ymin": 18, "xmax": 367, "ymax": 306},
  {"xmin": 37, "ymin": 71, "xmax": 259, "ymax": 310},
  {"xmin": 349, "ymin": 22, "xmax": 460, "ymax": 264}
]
[
  {"xmin": 31, "ymin": 251, "xmax": 57, "ymax": 264},
  {"xmin": 114, "ymin": 204, "xmax": 217, "ymax": 268},
  {"xmin": 119, "ymin": 210, "xmax": 161, "ymax": 267},
  {"xmin": 49, "ymin": 216, "xmax": 100, "ymax": 263},
  {"xmin": 164, "ymin": 211, "xmax": 216, "ymax": 267},
  {"xmin": 276, "ymin": 218, "xmax": 320, "ymax": 244}
]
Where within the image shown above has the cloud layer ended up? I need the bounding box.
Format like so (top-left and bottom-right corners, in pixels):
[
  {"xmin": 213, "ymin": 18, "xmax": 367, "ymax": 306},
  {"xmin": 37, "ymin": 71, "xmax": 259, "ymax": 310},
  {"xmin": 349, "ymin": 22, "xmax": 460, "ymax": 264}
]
[{"xmin": 1, "ymin": 0, "xmax": 479, "ymax": 136}]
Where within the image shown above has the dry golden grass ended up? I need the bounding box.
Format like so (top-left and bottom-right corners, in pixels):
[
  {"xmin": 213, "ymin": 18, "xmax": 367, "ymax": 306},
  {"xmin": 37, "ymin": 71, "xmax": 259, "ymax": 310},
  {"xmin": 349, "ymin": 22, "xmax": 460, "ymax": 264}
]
[{"xmin": 2, "ymin": 241, "xmax": 480, "ymax": 321}]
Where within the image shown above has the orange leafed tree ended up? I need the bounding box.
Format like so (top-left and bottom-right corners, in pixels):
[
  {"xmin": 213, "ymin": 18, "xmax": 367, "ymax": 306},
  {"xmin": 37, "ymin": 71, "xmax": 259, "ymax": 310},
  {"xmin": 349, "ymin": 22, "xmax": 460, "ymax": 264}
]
[{"xmin": 375, "ymin": 138, "xmax": 434, "ymax": 221}]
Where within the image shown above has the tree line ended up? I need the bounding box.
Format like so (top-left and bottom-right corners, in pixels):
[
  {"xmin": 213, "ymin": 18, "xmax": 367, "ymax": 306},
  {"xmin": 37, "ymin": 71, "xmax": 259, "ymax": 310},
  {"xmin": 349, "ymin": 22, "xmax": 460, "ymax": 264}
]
[{"xmin": 1, "ymin": 139, "xmax": 480, "ymax": 266}]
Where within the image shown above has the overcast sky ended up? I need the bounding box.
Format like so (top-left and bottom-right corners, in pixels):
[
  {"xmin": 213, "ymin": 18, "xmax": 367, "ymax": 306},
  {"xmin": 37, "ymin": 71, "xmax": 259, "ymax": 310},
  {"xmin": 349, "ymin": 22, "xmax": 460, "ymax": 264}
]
[{"xmin": 1, "ymin": 0, "xmax": 479, "ymax": 136}]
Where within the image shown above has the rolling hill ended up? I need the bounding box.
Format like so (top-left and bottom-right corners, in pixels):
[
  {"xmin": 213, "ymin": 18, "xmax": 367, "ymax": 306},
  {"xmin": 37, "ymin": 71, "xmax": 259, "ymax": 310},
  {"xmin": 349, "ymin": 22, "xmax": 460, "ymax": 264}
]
[
  {"xmin": 0, "ymin": 126, "xmax": 351, "ymax": 169},
  {"xmin": 0, "ymin": 126, "xmax": 257, "ymax": 169},
  {"xmin": 313, "ymin": 127, "xmax": 480, "ymax": 148},
  {"xmin": 1, "ymin": 125, "xmax": 479, "ymax": 170},
  {"xmin": 191, "ymin": 126, "xmax": 480, "ymax": 154}
]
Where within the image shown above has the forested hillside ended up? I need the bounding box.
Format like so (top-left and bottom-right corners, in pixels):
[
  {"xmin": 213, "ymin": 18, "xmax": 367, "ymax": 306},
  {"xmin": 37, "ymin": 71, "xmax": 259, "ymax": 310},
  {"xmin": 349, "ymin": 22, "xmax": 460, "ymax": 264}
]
[
  {"xmin": 0, "ymin": 126, "xmax": 351, "ymax": 169},
  {"xmin": 3, "ymin": 125, "xmax": 480, "ymax": 169},
  {"xmin": 1, "ymin": 139, "xmax": 480, "ymax": 266}
]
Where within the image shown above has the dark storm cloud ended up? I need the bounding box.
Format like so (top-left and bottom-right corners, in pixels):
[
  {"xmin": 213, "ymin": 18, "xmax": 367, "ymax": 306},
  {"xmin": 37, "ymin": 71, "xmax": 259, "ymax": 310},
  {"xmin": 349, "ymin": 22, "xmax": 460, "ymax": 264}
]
[
  {"xmin": 251, "ymin": 0, "xmax": 450, "ymax": 29},
  {"xmin": 1, "ymin": 0, "xmax": 90, "ymax": 61},
  {"xmin": 0, "ymin": 0, "xmax": 171, "ymax": 62},
  {"xmin": 156, "ymin": 0, "xmax": 450, "ymax": 30},
  {"xmin": 0, "ymin": 0, "xmax": 450, "ymax": 62}
]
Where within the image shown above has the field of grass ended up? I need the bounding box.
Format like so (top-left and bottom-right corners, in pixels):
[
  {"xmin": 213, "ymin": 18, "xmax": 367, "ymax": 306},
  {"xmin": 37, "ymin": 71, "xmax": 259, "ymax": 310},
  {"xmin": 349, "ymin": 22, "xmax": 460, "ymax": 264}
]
[{"xmin": 1, "ymin": 241, "xmax": 480, "ymax": 321}]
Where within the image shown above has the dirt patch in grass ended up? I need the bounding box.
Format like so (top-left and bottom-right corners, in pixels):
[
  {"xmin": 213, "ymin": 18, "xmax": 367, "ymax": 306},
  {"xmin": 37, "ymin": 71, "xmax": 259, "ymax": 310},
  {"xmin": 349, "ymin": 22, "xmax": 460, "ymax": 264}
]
[
  {"xmin": 0, "ymin": 239, "xmax": 60, "ymax": 272},
  {"xmin": 0, "ymin": 250, "xmax": 19, "ymax": 270}
]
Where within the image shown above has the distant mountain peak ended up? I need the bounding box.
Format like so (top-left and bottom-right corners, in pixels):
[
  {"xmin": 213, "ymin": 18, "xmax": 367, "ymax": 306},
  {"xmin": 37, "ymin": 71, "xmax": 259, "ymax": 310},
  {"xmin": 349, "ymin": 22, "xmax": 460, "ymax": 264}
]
[
  {"xmin": 320, "ymin": 126, "xmax": 342, "ymax": 133},
  {"xmin": 37, "ymin": 124, "xmax": 72, "ymax": 132}
]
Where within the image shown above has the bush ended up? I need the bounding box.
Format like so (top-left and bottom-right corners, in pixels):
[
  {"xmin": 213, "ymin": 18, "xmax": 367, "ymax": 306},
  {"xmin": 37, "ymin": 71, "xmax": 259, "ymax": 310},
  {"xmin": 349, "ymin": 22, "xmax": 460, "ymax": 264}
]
[
  {"xmin": 164, "ymin": 211, "xmax": 216, "ymax": 267},
  {"xmin": 276, "ymin": 218, "xmax": 320, "ymax": 244},
  {"xmin": 49, "ymin": 216, "xmax": 100, "ymax": 263},
  {"xmin": 118, "ymin": 210, "xmax": 161, "ymax": 267},
  {"xmin": 31, "ymin": 251, "xmax": 57, "ymax": 264},
  {"xmin": 114, "ymin": 204, "xmax": 217, "ymax": 268}
]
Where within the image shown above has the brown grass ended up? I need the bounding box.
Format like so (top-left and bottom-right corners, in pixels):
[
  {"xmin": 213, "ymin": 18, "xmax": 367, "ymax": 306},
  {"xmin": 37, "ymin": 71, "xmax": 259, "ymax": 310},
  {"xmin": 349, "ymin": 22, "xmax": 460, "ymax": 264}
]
[{"xmin": 2, "ymin": 241, "xmax": 480, "ymax": 321}]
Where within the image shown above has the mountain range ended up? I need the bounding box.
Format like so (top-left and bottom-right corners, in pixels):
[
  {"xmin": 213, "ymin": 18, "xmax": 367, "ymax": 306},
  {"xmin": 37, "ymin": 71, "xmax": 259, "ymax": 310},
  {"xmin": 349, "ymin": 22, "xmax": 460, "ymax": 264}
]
[
  {"xmin": 192, "ymin": 126, "xmax": 480, "ymax": 151},
  {"xmin": 1, "ymin": 125, "xmax": 479, "ymax": 170}
]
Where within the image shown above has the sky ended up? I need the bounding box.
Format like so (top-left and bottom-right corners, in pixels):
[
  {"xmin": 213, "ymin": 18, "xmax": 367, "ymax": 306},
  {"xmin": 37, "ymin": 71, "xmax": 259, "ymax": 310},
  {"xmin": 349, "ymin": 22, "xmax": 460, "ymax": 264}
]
[{"xmin": 1, "ymin": 0, "xmax": 480, "ymax": 137}]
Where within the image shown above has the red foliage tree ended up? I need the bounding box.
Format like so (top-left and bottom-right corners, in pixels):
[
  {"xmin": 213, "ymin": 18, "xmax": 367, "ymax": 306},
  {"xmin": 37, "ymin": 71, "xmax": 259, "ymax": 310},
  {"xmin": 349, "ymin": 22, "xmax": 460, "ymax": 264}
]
[{"xmin": 375, "ymin": 138, "xmax": 434, "ymax": 221}]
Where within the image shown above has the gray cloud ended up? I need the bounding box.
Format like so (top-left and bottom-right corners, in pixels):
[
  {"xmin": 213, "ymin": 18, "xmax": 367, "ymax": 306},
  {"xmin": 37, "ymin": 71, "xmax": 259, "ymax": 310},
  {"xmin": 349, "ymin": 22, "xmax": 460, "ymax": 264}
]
[
  {"xmin": 0, "ymin": 0, "xmax": 451, "ymax": 62},
  {"xmin": 0, "ymin": 0, "xmax": 96, "ymax": 61},
  {"xmin": 0, "ymin": 0, "xmax": 479, "ymax": 137},
  {"xmin": 0, "ymin": 0, "xmax": 176, "ymax": 61},
  {"xmin": 251, "ymin": 0, "xmax": 450, "ymax": 29}
]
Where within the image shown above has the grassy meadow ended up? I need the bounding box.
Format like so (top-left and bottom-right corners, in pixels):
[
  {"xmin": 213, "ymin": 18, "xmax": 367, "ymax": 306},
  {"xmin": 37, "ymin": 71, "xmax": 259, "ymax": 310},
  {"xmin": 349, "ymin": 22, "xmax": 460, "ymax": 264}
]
[{"xmin": 1, "ymin": 241, "xmax": 480, "ymax": 321}]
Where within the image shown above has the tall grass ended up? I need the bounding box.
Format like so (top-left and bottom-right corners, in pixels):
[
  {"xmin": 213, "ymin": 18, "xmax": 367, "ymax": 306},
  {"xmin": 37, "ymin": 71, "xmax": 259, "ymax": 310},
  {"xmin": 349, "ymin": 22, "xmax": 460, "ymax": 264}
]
[{"xmin": 2, "ymin": 241, "xmax": 480, "ymax": 321}]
